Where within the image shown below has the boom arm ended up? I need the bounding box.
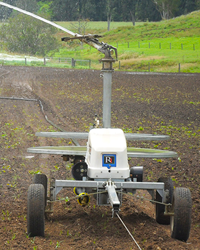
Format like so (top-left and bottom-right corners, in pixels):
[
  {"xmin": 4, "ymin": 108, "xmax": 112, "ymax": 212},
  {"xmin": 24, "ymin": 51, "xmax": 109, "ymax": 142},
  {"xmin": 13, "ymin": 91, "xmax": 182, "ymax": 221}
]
[{"xmin": 62, "ymin": 34, "xmax": 117, "ymax": 60}]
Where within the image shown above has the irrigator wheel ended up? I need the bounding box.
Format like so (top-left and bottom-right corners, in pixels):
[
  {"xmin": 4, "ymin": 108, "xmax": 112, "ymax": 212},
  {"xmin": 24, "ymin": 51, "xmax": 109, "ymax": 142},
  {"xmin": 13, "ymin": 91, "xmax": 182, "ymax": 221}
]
[
  {"xmin": 170, "ymin": 187, "xmax": 192, "ymax": 242},
  {"xmin": 33, "ymin": 174, "xmax": 48, "ymax": 206},
  {"xmin": 27, "ymin": 184, "xmax": 45, "ymax": 237}
]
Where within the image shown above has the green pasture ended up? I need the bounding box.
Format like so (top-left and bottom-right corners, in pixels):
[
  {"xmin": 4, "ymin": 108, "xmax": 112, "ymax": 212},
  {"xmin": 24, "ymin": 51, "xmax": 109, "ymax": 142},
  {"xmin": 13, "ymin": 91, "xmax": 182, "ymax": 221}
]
[
  {"xmin": 55, "ymin": 21, "xmax": 142, "ymax": 34},
  {"xmin": 53, "ymin": 38, "xmax": 200, "ymax": 72},
  {"xmin": 54, "ymin": 11, "xmax": 200, "ymax": 73},
  {"xmin": 1, "ymin": 10, "xmax": 200, "ymax": 73}
]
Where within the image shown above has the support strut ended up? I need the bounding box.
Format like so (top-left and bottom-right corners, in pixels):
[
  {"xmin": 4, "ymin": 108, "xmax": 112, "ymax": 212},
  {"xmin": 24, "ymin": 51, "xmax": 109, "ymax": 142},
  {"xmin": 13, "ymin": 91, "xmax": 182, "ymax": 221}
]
[{"xmin": 100, "ymin": 57, "xmax": 115, "ymax": 128}]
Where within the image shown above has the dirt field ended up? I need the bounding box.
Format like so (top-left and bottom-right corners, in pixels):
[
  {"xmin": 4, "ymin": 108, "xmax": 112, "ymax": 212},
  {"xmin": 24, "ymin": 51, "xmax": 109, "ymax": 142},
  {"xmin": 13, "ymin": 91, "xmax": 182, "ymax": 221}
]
[{"xmin": 0, "ymin": 66, "xmax": 199, "ymax": 250}]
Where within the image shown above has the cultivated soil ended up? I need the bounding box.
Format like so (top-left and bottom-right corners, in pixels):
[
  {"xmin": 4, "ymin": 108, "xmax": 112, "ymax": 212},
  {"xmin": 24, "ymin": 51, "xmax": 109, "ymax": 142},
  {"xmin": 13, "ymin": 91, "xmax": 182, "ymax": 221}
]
[{"xmin": 0, "ymin": 65, "xmax": 199, "ymax": 250}]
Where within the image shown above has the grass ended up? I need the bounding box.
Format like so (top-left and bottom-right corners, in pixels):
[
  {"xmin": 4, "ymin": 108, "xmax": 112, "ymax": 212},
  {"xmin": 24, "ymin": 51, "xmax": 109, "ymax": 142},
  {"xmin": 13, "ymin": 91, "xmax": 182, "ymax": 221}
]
[
  {"xmin": 55, "ymin": 21, "xmax": 144, "ymax": 34},
  {"xmin": 1, "ymin": 10, "xmax": 200, "ymax": 72},
  {"xmin": 53, "ymin": 10, "xmax": 200, "ymax": 73}
]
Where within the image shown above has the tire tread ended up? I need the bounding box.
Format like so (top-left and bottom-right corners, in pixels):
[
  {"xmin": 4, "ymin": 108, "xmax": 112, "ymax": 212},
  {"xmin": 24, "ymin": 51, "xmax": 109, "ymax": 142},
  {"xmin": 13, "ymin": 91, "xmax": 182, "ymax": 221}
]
[
  {"xmin": 27, "ymin": 184, "xmax": 45, "ymax": 237},
  {"xmin": 171, "ymin": 187, "xmax": 192, "ymax": 241}
]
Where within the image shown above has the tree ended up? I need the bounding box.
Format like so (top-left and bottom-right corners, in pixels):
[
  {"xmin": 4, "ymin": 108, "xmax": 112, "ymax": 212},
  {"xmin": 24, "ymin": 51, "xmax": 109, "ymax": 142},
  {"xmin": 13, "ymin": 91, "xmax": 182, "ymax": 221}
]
[
  {"xmin": 0, "ymin": 14, "xmax": 59, "ymax": 56},
  {"xmin": 153, "ymin": 0, "xmax": 181, "ymax": 19},
  {"xmin": 92, "ymin": 0, "xmax": 107, "ymax": 21},
  {"xmin": 70, "ymin": 18, "xmax": 89, "ymax": 35},
  {"xmin": 184, "ymin": 0, "xmax": 197, "ymax": 13},
  {"xmin": 15, "ymin": 0, "xmax": 38, "ymax": 13},
  {"xmin": 50, "ymin": 0, "xmax": 78, "ymax": 21},
  {"xmin": 137, "ymin": 0, "xmax": 161, "ymax": 21},
  {"xmin": 106, "ymin": 0, "xmax": 117, "ymax": 31},
  {"xmin": 121, "ymin": 0, "xmax": 138, "ymax": 25},
  {"xmin": 197, "ymin": 0, "xmax": 200, "ymax": 9},
  {"xmin": 0, "ymin": 0, "xmax": 17, "ymax": 20},
  {"xmin": 37, "ymin": 1, "xmax": 53, "ymax": 20}
]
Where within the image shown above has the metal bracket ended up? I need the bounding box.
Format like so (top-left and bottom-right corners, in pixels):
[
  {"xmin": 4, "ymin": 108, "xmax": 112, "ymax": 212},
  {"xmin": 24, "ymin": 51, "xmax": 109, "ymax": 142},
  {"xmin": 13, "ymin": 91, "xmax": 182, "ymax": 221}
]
[
  {"xmin": 164, "ymin": 201, "xmax": 173, "ymax": 216},
  {"xmin": 106, "ymin": 180, "xmax": 120, "ymax": 215}
]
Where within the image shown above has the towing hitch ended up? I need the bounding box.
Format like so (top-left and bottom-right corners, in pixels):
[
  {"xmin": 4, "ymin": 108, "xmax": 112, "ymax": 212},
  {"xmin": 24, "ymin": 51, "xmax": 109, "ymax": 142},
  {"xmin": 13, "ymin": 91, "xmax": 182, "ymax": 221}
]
[{"xmin": 106, "ymin": 180, "xmax": 120, "ymax": 216}]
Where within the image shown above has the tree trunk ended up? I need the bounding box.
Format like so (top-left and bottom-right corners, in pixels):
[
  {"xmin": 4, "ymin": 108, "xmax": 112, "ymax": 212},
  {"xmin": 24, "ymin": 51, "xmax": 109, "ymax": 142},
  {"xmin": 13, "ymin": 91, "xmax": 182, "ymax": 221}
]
[
  {"xmin": 130, "ymin": 10, "xmax": 135, "ymax": 26},
  {"xmin": 107, "ymin": 14, "xmax": 111, "ymax": 31}
]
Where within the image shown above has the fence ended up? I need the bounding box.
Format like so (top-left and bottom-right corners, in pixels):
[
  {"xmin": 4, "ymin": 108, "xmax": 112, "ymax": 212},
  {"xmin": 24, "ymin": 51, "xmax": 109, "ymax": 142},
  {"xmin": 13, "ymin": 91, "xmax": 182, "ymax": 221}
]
[
  {"xmin": 115, "ymin": 41, "xmax": 199, "ymax": 50},
  {"xmin": 0, "ymin": 56, "xmax": 92, "ymax": 69},
  {"xmin": 34, "ymin": 57, "xmax": 92, "ymax": 68},
  {"xmin": 46, "ymin": 57, "xmax": 91, "ymax": 68},
  {"xmin": 0, "ymin": 56, "xmax": 199, "ymax": 73},
  {"xmin": 69, "ymin": 41, "xmax": 200, "ymax": 51},
  {"xmin": 118, "ymin": 61, "xmax": 185, "ymax": 73}
]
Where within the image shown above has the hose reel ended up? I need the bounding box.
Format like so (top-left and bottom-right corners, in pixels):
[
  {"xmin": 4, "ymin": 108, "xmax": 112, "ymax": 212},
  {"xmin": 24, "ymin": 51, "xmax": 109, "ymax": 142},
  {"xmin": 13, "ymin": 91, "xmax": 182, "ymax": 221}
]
[{"xmin": 77, "ymin": 192, "xmax": 90, "ymax": 206}]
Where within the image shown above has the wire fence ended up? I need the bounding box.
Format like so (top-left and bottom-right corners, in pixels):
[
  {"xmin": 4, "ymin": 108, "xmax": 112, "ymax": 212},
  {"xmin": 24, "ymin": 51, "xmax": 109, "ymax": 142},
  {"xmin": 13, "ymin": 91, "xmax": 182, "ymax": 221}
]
[
  {"xmin": 115, "ymin": 41, "xmax": 200, "ymax": 50},
  {"xmin": 0, "ymin": 55, "xmax": 199, "ymax": 73},
  {"xmin": 46, "ymin": 57, "xmax": 91, "ymax": 68},
  {"xmin": 0, "ymin": 56, "xmax": 92, "ymax": 68}
]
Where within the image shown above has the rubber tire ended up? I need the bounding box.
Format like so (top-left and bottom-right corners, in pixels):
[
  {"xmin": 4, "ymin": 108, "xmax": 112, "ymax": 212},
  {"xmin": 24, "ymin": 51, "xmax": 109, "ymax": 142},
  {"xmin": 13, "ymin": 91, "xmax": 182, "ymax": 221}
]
[
  {"xmin": 27, "ymin": 184, "xmax": 45, "ymax": 237},
  {"xmin": 33, "ymin": 174, "xmax": 47, "ymax": 206},
  {"xmin": 156, "ymin": 177, "xmax": 173, "ymax": 225},
  {"xmin": 171, "ymin": 187, "xmax": 192, "ymax": 242}
]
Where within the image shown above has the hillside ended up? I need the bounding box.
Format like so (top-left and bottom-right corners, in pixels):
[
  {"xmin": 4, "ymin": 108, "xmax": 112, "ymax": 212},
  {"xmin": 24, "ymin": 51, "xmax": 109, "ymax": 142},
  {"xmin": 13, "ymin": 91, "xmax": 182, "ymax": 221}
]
[
  {"xmin": 0, "ymin": 11, "xmax": 200, "ymax": 73},
  {"xmin": 54, "ymin": 11, "xmax": 200, "ymax": 73},
  {"xmin": 103, "ymin": 10, "xmax": 200, "ymax": 42}
]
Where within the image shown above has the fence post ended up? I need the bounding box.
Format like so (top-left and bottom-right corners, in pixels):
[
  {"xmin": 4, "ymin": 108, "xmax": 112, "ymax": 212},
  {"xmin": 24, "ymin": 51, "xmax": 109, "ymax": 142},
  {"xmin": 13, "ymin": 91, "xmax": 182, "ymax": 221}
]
[
  {"xmin": 193, "ymin": 44, "xmax": 195, "ymax": 50},
  {"xmin": 119, "ymin": 61, "xmax": 121, "ymax": 70},
  {"xmin": 149, "ymin": 42, "xmax": 150, "ymax": 48},
  {"xmin": 89, "ymin": 60, "xmax": 91, "ymax": 69},
  {"xmin": 159, "ymin": 43, "xmax": 161, "ymax": 49},
  {"xmin": 178, "ymin": 63, "xmax": 181, "ymax": 73},
  {"xmin": 128, "ymin": 42, "xmax": 129, "ymax": 48},
  {"xmin": 44, "ymin": 57, "xmax": 46, "ymax": 65},
  {"xmin": 138, "ymin": 42, "xmax": 140, "ymax": 48},
  {"xmin": 148, "ymin": 62, "xmax": 150, "ymax": 72},
  {"xmin": 71, "ymin": 58, "xmax": 76, "ymax": 68},
  {"xmin": 59, "ymin": 58, "xmax": 60, "ymax": 63},
  {"xmin": 25, "ymin": 57, "xmax": 27, "ymax": 65},
  {"xmin": 181, "ymin": 44, "xmax": 183, "ymax": 50},
  {"xmin": 170, "ymin": 43, "xmax": 171, "ymax": 49}
]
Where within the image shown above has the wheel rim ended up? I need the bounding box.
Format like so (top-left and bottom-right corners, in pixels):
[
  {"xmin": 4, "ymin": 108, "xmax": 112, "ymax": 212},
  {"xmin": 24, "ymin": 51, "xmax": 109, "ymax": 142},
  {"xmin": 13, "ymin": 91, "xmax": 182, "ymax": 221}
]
[{"xmin": 170, "ymin": 194, "xmax": 175, "ymax": 234}]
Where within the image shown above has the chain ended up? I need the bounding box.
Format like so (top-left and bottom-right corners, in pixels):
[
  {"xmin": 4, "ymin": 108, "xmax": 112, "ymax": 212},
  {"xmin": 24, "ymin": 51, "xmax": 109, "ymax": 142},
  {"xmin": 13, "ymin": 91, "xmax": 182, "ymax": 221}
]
[
  {"xmin": 116, "ymin": 191, "xmax": 172, "ymax": 206},
  {"xmin": 135, "ymin": 194, "xmax": 171, "ymax": 206},
  {"xmin": 48, "ymin": 190, "xmax": 107, "ymax": 203},
  {"xmin": 49, "ymin": 189, "xmax": 172, "ymax": 207}
]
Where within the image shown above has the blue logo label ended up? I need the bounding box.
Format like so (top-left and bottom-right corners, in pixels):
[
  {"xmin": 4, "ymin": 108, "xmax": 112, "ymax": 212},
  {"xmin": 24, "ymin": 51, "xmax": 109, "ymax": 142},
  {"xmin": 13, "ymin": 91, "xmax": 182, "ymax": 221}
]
[{"xmin": 102, "ymin": 154, "xmax": 116, "ymax": 169}]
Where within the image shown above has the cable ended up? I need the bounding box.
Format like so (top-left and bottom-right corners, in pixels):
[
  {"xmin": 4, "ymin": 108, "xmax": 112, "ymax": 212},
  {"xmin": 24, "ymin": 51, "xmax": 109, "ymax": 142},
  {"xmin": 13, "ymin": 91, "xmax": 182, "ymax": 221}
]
[
  {"xmin": 0, "ymin": 96, "xmax": 79, "ymax": 145},
  {"xmin": 116, "ymin": 213, "xmax": 142, "ymax": 250}
]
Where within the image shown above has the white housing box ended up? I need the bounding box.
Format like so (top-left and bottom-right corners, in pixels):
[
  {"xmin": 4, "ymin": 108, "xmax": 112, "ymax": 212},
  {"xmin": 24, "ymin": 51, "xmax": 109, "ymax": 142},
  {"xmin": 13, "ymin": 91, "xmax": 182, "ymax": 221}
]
[{"xmin": 86, "ymin": 128, "xmax": 129, "ymax": 179}]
